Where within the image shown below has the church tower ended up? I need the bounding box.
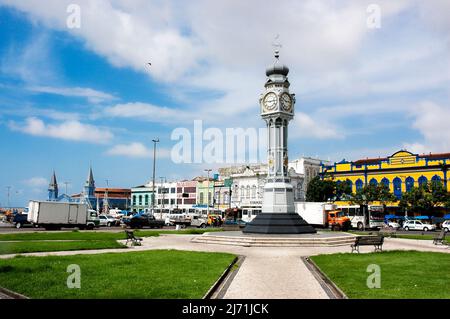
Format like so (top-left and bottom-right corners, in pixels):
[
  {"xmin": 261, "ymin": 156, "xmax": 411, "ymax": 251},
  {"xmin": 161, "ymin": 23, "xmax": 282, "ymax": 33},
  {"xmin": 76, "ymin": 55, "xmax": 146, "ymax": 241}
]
[
  {"xmin": 243, "ymin": 46, "xmax": 316, "ymax": 234},
  {"xmin": 84, "ymin": 166, "xmax": 96, "ymax": 198},
  {"xmin": 48, "ymin": 171, "xmax": 59, "ymax": 201}
]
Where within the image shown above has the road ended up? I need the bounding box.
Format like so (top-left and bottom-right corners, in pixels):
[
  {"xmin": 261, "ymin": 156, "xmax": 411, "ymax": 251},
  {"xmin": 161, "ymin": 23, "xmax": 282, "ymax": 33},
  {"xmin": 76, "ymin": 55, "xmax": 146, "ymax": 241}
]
[{"xmin": 0, "ymin": 222, "xmax": 179, "ymax": 233}]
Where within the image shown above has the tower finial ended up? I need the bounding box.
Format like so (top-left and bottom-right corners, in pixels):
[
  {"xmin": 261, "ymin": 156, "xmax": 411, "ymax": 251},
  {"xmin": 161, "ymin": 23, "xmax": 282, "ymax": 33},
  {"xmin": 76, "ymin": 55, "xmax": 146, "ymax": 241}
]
[{"xmin": 272, "ymin": 34, "xmax": 282, "ymax": 61}]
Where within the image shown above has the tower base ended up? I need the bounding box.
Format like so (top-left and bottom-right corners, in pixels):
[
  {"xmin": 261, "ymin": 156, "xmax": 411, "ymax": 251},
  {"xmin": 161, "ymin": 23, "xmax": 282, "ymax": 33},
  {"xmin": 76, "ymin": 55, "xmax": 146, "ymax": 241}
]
[{"xmin": 243, "ymin": 213, "xmax": 317, "ymax": 234}]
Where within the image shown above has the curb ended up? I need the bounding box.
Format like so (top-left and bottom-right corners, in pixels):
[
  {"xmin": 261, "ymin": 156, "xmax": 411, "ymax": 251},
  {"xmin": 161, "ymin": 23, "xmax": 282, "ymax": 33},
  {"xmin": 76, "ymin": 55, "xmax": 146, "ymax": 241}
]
[
  {"xmin": 302, "ymin": 256, "xmax": 347, "ymax": 299},
  {"xmin": 203, "ymin": 255, "xmax": 241, "ymax": 299},
  {"xmin": 0, "ymin": 286, "xmax": 29, "ymax": 299}
]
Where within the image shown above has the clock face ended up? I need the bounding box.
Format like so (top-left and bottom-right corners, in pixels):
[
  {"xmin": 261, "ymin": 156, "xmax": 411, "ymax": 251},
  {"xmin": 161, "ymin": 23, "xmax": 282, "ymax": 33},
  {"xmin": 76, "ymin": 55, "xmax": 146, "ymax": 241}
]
[
  {"xmin": 263, "ymin": 92, "xmax": 278, "ymax": 111},
  {"xmin": 280, "ymin": 93, "xmax": 292, "ymax": 112}
]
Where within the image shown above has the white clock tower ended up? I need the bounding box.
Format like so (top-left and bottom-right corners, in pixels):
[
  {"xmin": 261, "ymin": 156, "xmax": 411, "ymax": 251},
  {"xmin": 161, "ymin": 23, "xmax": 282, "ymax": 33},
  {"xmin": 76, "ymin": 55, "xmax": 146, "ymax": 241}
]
[{"xmin": 243, "ymin": 48, "xmax": 316, "ymax": 234}]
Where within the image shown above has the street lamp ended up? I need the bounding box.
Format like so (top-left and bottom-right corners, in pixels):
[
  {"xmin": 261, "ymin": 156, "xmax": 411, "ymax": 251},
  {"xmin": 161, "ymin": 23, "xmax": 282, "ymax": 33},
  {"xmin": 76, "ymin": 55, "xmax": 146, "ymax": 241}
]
[
  {"xmin": 151, "ymin": 138, "xmax": 160, "ymax": 215},
  {"xmin": 204, "ymin": 169, "xmax": 212, "ymax": 216},
  {"xmin": 6, "ymin": 186, "xmax": 11, "ymax": 209}
]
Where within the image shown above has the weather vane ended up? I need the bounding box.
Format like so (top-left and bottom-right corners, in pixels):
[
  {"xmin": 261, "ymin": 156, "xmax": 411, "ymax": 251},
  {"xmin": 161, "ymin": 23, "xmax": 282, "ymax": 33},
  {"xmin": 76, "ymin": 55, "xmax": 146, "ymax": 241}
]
[{"xmin": 272, "ymin": 34, "xmax": 282, "ymax": 60}]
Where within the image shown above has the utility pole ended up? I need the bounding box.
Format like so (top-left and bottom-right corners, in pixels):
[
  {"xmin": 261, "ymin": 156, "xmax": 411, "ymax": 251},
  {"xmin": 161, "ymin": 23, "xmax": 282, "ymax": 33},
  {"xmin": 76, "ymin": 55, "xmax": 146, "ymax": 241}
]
[
  {"xmin": 63, "ymin": 181, "xmax": 71, "ymax": 195},
  {"xmin": 6, "ymin": 186, "xmax": 11, "ymax": 209},
  {"xmin": 204, "ymin": 169, "xmax": 212, "ymax": 216},
  {"xmin": 104, "ymin": 179, "xmax": 110, "ymax": 214},
  {"xmin": 152, "ymin": 138, "xmax": 159, "ymax": 216}
]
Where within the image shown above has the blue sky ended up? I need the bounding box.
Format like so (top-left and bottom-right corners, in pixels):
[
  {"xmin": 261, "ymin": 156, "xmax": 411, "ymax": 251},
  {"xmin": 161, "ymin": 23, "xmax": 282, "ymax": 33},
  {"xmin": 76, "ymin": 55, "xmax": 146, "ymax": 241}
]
[{"xmin": 0, "ymin": 0, "xmax": 449, "ymax": 207}]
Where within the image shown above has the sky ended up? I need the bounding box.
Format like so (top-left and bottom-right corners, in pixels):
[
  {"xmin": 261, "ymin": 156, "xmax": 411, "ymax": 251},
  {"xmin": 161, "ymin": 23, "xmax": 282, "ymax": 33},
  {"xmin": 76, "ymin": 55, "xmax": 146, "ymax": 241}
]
[{"xmin": 0, "ymin": 0, "xmax": 449, "ymax": 207}]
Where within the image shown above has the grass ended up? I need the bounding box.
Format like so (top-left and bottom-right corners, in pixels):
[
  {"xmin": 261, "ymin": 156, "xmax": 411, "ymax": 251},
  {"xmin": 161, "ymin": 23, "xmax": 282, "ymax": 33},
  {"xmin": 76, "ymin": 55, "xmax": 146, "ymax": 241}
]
[
  {"xmin": 311, "ymin": 251, "xmax": 450, "ymax": 299},
  {"xmin": 0, "ymin": 228, "xmax": 222, "ymax": 242},
  {"xmin": 0, "ymin": 228, "xmax": 223, "ymax": 255},
  {"xmin": 0, "ymin": 250, "xmax": 236, "ymax": 298},
  {"xmin": 0, "ymin": 241, "xmax": 125, "ymax": 255}
]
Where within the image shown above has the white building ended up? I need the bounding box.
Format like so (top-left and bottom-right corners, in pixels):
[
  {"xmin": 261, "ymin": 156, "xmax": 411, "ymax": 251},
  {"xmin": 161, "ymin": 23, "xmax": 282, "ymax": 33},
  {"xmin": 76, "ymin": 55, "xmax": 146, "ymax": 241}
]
[{"xmin": 218, "ymin": 157, "xmax": 328, "ymax": 221}]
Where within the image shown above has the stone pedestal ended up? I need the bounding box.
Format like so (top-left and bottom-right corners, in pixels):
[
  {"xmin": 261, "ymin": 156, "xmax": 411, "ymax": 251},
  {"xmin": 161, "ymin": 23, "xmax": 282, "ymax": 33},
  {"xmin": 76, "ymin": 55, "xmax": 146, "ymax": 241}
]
[{"xmin": 243, "ymin": 213, "xmax": 316, "ymax": 234}]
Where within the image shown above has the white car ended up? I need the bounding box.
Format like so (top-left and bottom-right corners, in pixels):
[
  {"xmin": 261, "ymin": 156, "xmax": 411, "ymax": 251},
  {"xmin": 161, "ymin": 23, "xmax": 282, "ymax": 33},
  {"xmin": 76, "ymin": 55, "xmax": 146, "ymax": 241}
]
[
  {"xmin": 442, "ymin": 220, "xmax": 450, "ymax": 232},
  {"xmin": 98, "ymin": 215, "xmax": 118, "ymax": 227},
  {"xmin": 387, "ymin": 221, "xmax": 401, "ymax": 229},
  {"xmin": 403, "ymin": 220, "xmax": 436, "ymax": 232}
]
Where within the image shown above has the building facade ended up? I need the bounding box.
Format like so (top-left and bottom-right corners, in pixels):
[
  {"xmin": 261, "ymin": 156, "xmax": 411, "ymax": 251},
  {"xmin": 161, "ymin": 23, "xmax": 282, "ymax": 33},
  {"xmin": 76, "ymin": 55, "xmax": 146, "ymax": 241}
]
[
  {"xmin": 321, "ymin": 150, "xmax": 450, "ymax": 203},
  {"xmin": 176, "ymin": 180, "xmax": 197, "ymax": 209},
  {"xmin": 218, "ymin": 157, "xmax": 325, "ymax": 219}
]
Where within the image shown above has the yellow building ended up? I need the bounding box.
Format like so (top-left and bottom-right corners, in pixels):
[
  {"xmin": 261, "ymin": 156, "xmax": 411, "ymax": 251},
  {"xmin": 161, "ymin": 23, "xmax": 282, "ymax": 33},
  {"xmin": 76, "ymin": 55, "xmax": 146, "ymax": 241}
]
[{"xmin": 321, "ymin": 150, "xmax": 449, "ymax": 205}]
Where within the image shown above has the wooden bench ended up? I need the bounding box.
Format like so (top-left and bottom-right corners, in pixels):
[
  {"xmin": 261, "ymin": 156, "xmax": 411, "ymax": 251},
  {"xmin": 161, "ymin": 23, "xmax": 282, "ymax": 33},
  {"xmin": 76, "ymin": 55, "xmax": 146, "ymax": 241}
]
[
  {"xmin": 433, "ymin": 230, "xmax": 447, "ymax": 245},
  {"xmin": 379, "ymin": 227, "xmax": 397, "ymax": 238},
  {"xmin": 351, "ymin": 236, "xmax": 384, "ymax": 253},
  {"xmin": 125, "ymin": 230, "xmax": 143, "ymax": 246}
]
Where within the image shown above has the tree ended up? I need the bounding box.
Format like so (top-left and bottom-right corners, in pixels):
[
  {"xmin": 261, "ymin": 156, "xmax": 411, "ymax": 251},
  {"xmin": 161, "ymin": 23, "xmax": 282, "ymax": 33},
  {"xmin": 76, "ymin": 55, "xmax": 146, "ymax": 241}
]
[
  {"xmin": 398, "ymin": 181, "xmax": 449, "ymax": 214},
  {"xmin": 306, "ymin": 176, "xmax": 335, "ymax": 202},
  {"xmin": 349, "ymin": 184, "xmax": 392, "ymax": 206},
  {"xmin": 335, "ymin": 180, "xmax": 353, "ymax": 201}
]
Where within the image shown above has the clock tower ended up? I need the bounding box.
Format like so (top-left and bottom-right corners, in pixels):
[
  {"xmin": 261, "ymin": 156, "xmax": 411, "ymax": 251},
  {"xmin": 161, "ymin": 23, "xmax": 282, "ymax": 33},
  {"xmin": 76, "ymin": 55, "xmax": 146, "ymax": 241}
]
[{"xmin": 243, "ymin": 48, "xmax": 316, "ymax": 234}]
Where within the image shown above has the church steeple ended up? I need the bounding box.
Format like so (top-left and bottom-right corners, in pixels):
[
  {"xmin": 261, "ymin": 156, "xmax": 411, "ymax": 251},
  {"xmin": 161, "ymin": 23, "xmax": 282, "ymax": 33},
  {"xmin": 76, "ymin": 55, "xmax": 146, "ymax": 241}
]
[
  {"xmin": 48, "ymin": 170, "xmax": 59, "ymax": 201},
  {"xmin": 84, "ymin": 166, "xmax": 95, "ymax": 197}
]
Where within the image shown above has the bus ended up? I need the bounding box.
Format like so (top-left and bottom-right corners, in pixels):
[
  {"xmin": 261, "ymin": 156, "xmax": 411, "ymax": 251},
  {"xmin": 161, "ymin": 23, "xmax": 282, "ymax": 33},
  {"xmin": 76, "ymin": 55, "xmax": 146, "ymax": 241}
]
[{"xmin": 338, "ymin": 204, "xmax": 385, "ymax": 230}]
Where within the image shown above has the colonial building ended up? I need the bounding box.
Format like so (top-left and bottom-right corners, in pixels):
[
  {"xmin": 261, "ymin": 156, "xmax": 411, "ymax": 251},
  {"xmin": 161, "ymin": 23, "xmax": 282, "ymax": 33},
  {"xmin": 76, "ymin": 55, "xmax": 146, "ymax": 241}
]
[
  {"xmin": 321, "ymin": 150, "xmax": 450, "ymax": 201},
  {"xmin": 218, "ymin": 157, "xmax": 326, "ymax": 220}
]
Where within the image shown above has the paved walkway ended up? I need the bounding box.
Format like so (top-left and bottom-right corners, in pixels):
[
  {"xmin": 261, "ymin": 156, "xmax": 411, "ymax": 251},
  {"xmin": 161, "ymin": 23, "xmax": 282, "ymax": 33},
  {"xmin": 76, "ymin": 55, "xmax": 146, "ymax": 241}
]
[{"xmin": 1, "ymin": 235, "xmax": 448, "ymax": 299}]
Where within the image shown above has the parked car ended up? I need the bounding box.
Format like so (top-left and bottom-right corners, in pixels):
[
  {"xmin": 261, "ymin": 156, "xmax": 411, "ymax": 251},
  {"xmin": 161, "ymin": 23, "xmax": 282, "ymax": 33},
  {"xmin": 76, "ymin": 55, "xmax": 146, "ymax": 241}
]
[
  {"xmin": 122, "ymin": 213, "xmax": 165, "ymax": 229},
  {"xmin": 98, "ymin": 214, "xmax": 120, "ymax": 227},
  {"xmin": 403, "ymin": 220, "xmax": 436, "ymax": 232},
  {"xmin": 386, "ymin": 220, "xmax": 401, "ymax": 229},
  {"xmin": 442, "ymin": 220, "xmax": 450, "ymax": 232}
]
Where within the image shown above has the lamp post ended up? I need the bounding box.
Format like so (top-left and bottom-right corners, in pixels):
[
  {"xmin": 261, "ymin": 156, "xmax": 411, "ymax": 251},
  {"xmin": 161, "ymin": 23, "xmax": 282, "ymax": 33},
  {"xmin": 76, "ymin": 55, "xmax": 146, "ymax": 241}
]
[
  {"xmin": 151, "ymin": 138, "xmax": 159, "ymax": 215},
  {"xmin": 6, "ymin": 186, "xmax": 11, "ymax": 209},
  {"xmin": 204, "ymin": 169, "xmax": 212, "ymax": 216}
]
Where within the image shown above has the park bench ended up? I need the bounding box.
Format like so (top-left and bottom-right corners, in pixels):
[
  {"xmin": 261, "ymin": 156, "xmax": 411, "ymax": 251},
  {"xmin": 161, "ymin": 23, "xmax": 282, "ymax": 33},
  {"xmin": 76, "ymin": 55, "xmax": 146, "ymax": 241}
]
[
  {"xmin": 433, "ymin": 230, "xmax": 447, "ymax": 246},
  {"xmin": 125, "ymin": 230, "xmax": 143, "ymax": 246},
  {"xmin": 351, "ymin": 235, "xmax": 384, "ymax": 253},
  {"xmin": 379, "ymin": 227, "xmax": 397, "ymax": 238}
]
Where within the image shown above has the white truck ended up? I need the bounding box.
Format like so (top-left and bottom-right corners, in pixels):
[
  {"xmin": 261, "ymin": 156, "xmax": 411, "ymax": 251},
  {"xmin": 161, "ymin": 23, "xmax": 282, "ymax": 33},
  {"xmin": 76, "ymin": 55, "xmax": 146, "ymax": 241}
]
[
  {"xmin": 295, "ymin": 202, "xmax": 351, "ymax": 230},
  {"xmin": 296, "ymin": 202, "xmax": 336, "ymax": 226},
  {"xmin": 27, "ymin": 201, "xmax": 99, "ymax": 230}
]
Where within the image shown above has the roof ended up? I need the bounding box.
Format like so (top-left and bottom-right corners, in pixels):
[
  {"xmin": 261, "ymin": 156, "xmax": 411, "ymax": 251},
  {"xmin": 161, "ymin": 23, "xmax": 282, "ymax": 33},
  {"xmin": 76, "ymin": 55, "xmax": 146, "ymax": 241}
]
[{"xmin": 352, "ymin": 151, "xmax": 450, "ymax": 166}]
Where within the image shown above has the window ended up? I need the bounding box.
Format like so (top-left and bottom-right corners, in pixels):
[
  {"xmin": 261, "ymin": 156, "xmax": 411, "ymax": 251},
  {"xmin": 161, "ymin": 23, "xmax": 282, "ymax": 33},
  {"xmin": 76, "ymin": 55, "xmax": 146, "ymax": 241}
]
[
  {"xmin": 133, "ymin": 195, "xmax": 136, "ymax": 205},
  {"xmin": 138, "ymin": 195, "xmax": 142, "ymax": 205},
  {"xmin": 252, "ymin": 186, "xmax": 257, "ymax": 198},
  {"xmin": 431, "ymin": 175, "xmax": 441, "ymax": 185},
  {"xmin": 144, "ymin": 194, "xmax": 149, "ymax": 205},
  {"xmin": 418, "ymin": 176, "xmax": 428, "ymax": 187},
  {"xmin": 405, "ymin": 177, "xmax": 414, "ymax": 192},
  {"xmin": 369, "ymin": 178, "xmax": 378, "ymax": 187},
  {"xmin": 171, "ymin": 188, "xmax": 176, "ymax": 193},
  {"xmin": 199, "ymin": 193, "xmax": 204, "ymax": 204},
  {"xmin": 381, "ymin": 178, "xmax": 389, "ymax": 189},
  {"xmin": 393, "ymin": 177, "xmax": 402, "ymax": 199},
  {"xmin": 356, "ymin": 179, "xmax": 363, "ymax": 191}
]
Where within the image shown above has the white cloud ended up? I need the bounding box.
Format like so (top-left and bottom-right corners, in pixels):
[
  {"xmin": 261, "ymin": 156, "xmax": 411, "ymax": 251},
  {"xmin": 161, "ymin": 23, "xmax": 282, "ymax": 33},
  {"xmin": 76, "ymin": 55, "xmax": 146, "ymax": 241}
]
[
  {"xmin": 28, "ymin": 86, "xmax": 116, "ymax": 103},
  {"xmin": 24, "ymin": 177, "xmax": 48, "ymax": 188},
  {"xmin": 291, "ymin": 112, "xmax": 341, "ymax": 140},
  {"xmin": 9, "ymin": 117, "xmax": 113, "ymax": 144},
  {"xmin": 104, "ymin": 102, "xmax": 197, "ymax": 124},
  {"xmin": 403, "ymin": 101, "xmax": 450, "ymax": 153},
  {"xmin": 107, "ymin": 142, "xmax": 171, "ymax": 159}
]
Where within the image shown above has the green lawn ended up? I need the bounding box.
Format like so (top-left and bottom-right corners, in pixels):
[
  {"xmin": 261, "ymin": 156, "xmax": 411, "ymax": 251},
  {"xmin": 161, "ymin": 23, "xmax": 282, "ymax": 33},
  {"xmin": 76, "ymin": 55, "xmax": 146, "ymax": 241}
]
[
  {"xmin": 0, "ymin": 229, "xmax": 222, "ymax": 255},
  {"xmin": 0, "ymin": 240, "xmax": 125, "ymax": 255},
  {"xmin": 0, "ymin": 228, "xmax": 222, "ymax": 242},
  {"xmin": 311, "ymin": 251, "xmax": 450, "ymax": 299},
  {"xmin": 0, "ymin": 250, "xmax": 236, "ymax": 298}
]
